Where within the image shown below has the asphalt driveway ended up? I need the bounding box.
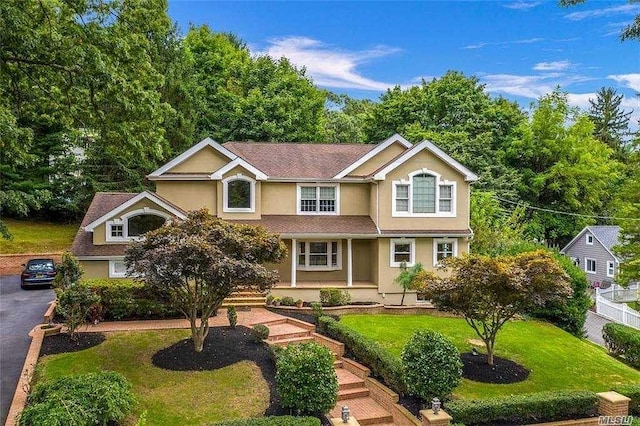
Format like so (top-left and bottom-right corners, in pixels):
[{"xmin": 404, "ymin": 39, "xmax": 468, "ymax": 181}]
[{"xmin": 0, "ymin": 275, "xmax": 54, "ymax": 425}]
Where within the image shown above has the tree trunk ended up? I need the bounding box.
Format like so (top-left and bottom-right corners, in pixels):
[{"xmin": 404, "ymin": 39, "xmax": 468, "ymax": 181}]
[
  {"xmin": 486, "ymin": 340, "xmax": 495, "ymax": 366},
  {"xmin": 401, "ymin": 288, "xmax": 406, "ymax": 306},
  {"xmin": 193, "ymin": 333, "xmax": 204, "ymax": 352}
]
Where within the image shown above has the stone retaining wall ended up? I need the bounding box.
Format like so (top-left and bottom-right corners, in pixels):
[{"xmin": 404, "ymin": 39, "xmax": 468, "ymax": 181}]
[{"xmin": 0, "ymin": 253, "xmax": 63, "ymax": 275}]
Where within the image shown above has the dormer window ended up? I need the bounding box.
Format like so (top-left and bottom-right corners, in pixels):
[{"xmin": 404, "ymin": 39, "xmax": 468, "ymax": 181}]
[
  {"xmin": 106, "ymin": 209, "xmax": 170, "ymax": 242},
  {"xmin": 393, "ymin": 170, "xmax": 455, "ymax": 217},
  {"xmin": 223, "ymin": 175, "xmax": 255, "ymax": 213}
]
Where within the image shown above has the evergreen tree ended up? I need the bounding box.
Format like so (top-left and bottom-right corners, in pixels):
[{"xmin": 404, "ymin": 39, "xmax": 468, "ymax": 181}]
[{"xmin": 588, "ymin": 87, "xmax": 632, "ymax": 160}]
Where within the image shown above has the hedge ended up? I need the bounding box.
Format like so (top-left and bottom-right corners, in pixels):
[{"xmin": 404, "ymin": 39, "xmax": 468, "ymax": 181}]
[
  {"xmin": 613, "ymin": 383, "xmax": 640, "ymax": 415},
  {"xmin": 80, "ymin": 278, "xmax": 181, "ymax": 321},
  {"xmin": 445, "ymin": 390, "xmax": 598, "ymax": 426},
  {"xmin": 209, "ymin": 417, "xmax": 320, "ymax": 426},
  {"xmin": 319, "ymin": 288, "xmax": 350, "ymax": 307},
  {"xmin": 603, "ymin": 323, "xmax": 640, "ymax": 368},
  {"xmin": 317, "ymin": 315, "xmax": 406, "ymax": 394}
]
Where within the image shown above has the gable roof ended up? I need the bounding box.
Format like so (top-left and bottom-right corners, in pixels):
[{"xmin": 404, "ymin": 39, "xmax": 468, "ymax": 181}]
[
  {"xmin": 223, "ymin": 142, "xmax": 376, "ymax": 179},
  {"xmin": 333, "ymin": 134, "xmax": 412, "ymax": 178},
  {"xmin": 560, "ymin": 225, "xmax": 621, "ymax": 261},
  {"xmin": 372, "ymin": 140, "xmax": 479, "ymax": 181},
  {"xmin": 83, "ymin": 191, "xmax": 187, "ymax": 232}
]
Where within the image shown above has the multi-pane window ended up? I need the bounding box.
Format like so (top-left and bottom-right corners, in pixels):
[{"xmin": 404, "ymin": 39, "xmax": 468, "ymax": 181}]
[
  {"xmin": 111, "ymin": 224, "xmax": 124, "ymax": 238},
  {"xmin": 586, "ymin": 258, "xmax": 597, "ymax": 274},
  {"xmin": 299, "ymin": 186, "xmax": 337, "ymax": 214},
  {"xmin": 395, "ymin": 185, "xmax": 409, "ymax": 212},
  {"xmin": 390, "ymin": 239, "xmax": 415, "ymax": 267},
  {"xmin": 439, "ymin": 185, "xmax": 453, "ymax": 212},
  {"xmin": 435, "ymin": 241, "xmax": 455, "ymax": 264},
  {"xmin": 297, "ymin": 241, "xmax": 340, "ymax": 269},
  {"xmin": 412, "ymin": 174, "xmax": 436, "ymax": 213},
  {"xmin": 607, "ymin": 261, "xmax": 615, "ymax": 277}
]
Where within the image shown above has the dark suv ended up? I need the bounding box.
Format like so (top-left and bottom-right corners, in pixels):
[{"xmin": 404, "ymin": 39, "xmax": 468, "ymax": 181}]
[{"xmin": 20, "ymin": 259, "xmax": 57, "ymax": 289}]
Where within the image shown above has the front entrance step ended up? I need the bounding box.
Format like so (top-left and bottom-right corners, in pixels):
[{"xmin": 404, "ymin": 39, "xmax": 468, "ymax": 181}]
[
  {"xmin": 336, "ymin": 368, "xmax": 366, "ymax": 390},
  {"xmin": 266, "ymin": 322, "xmax": 312, "ymax": 341},
  {"xmin": 266, "ymin": 335, "xmax": 315, "ymax": 347},
  {"xmin": 337, "ymin": 386, "xmax": 370, "ymax": 400},
  {"xmin": 328, "ymin": 397, "xmax": 393, "ymax": 425}
]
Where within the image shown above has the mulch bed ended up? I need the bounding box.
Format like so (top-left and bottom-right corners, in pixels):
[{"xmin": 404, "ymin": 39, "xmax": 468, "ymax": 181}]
[
  {"xmin": 461, "ymin": 352, "xmax": 530, "ymax": 384},
  {"xmin": 152, "ymin": 325, "xmax": 288, "ymax": 416},
  {"xmin": 40, "ymin": 332, "xmax": 106, "ymax": 355}
]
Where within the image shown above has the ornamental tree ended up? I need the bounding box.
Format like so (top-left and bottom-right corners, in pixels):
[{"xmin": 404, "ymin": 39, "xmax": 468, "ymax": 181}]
[
  {"xmin": 417, "ymin": 250, "xmax": 571, "ymax": 365},
  {"xmin": 125, "ymin": 209, "xmax": 286, "ymax": 352}
]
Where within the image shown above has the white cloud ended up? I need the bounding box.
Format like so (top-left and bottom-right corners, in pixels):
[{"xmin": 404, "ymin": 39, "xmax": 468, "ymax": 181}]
[
  {"xmin": 567, "ymin": 93, "xmax": 595, "ymax": 110},
  {"xmin": 503, "ymin": 1, "xmax": 542, "ymax": 10},
  {"xmin": 464, "ymin": 37, "xmax": 543, "ymax": 49},
  {"xmin": 608, "ymin": 73, "xmax": 640, "ymax": 91},
  {"xmin": 481, "ymin": 73, "xmax": 594, "ymax": 99},
  {"xmin": 256, "ymin": 36, "xmax": 402, "ymax": 91},
  {"xmin": 533, "ymin": 60, "xmax": 573, "ymax": 71},
  {"xmin": 564, "ymin": 4, "xmax": 640, "ymax": 21}
]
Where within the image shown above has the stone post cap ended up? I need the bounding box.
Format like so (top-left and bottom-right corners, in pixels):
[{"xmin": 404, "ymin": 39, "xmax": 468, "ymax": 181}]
[
  {"xmin": 329, "ymin": 417, "xmax": 361, "ymax": 426},
  {"xmin": 420, "ymin": 409, "xmax": 453, "ymax": 421},
  {"xmin": 597, "ymin": 391, "xmax": 632, "ymax": 403}
]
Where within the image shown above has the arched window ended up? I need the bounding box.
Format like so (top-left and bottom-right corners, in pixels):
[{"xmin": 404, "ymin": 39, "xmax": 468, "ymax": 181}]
[
  {"xmin": 392, "ymin": 170, "xmax": 456, "ymax": 217},
  {"xmin": 412, "ymin": 173, "xmax": 436, "ymax": 213},
  {"xmin": 127, "ymin": 214, "xmax": 166, "ymax": 237},
  {"xmin": 223, "ymin": 175, "xmax": 255, "ymax": 212}
]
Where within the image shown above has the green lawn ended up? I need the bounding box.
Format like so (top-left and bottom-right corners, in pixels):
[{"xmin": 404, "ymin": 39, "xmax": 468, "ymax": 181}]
[
  {"xmin": 36, "ymin": 330, "xmax": 271, "ymax": 425},
  {"xmin": 340, "ymin": 314, "xmax": 640, "ymax": 399},
  {"xmin": 1, "ymin": 218, "xmax": 78, "ymax": 254}
]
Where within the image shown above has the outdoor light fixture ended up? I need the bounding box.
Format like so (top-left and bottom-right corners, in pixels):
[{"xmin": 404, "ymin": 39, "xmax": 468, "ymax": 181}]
[
  {"xmin": 472, "ymin": 347, "xmax": 479, "ymax": 356},
  {"xmin": 432, "ymin": 397, "xmax": 441, "ymax": 415},
  {"xmin": 341, "ymin": 406, "xmax": 350, "ymax": 423}
]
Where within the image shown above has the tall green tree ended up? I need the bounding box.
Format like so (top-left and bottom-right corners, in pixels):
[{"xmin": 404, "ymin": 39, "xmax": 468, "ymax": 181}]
[
  {"xmin": 364, "ymin": 72, "xmax": 526, "ymax": 197},
  {"xmin": 470, "ymin": 191, "xmax": 528, "ymax": 256},
  {"xmin": 507, "ymin": 90, "xmax": 622, "ymax": 246},
  {"xmin": 323, "ymin": 93, "xmax": 373, "ymax": 143},
  {"xmin": 184, "ymin": 26, "xmax": 327, "ymax": 143},
  {"xmin": 588, "ymin": 87, "xmax": 632, "ymax": 160}
]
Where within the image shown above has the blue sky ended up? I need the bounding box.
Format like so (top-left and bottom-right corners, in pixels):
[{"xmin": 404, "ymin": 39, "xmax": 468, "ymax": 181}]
[{"xmin": 169, "ymin": 1, "xmax": 640, "ymax": 124}]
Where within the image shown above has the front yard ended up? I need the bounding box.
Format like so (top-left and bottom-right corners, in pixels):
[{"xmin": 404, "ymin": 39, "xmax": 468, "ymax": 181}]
[
  {"xmin": 35, "ymin": 329, "xmax": 273, "ymax": 425},
  {"xmin": 340, "ymin": 314, "xmax": 640, "ymax": 399}
]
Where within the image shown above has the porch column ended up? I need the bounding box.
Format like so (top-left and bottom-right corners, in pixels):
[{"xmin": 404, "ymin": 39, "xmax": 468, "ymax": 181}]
[
  {"xmin": 291, "ymin": 238, "xmax": 297, "ymax": 287},
  {"xmin": 347, "ymin": 238, "xmax": 353, "ymax": 287}
]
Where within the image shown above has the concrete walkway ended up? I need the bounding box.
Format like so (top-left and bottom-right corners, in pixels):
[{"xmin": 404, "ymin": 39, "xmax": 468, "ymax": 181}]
[{"xmin": 584, "ymin": 310, "xmax": 612, "ymax": 347}]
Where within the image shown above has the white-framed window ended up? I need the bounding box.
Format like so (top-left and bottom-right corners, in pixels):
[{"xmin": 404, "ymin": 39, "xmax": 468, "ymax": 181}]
[
  {"xmin": 585, "ymin": 258, "xmax": 597, "ymax": 274},
  {"xmin": 586, "ymin": 234, "xmax": 594, "ymax": 245},
  {"xmin": 297, "ymin": 241, "xmax": 341, "ymax": 270},
  {"xmin": 297, "ymin": 184, "xmax": 339, "ymax": 215},
  {"xmin": 392, "ymin": 170, "xmax": 456, "ymax": 217},
  {"xmin": 434, "ymin": 239, "xmax": 457, "ymax": 266},
  {"xmin": 607, "ymin": 261, "xmax": 615, "ymax": 278},
  {"xmin": 223, "ymin": 174, "xmax": 255, "ymax": 213},
  {"xmin": 109, "ymin": 260, "xmax": 128, "ymax": 278},
  {"xmin": 105, "ymin": 208, "xmax": 170, "ymax": 242},
  {"xmin": 390, "ymin": 239, "xmax": 415, "ymax": 267}
]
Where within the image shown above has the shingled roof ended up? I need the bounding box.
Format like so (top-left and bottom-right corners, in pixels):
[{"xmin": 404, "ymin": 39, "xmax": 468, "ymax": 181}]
[
  {"xmin": 588, "ymin": 226, "xmax": 620, "ymax": 251},
  {"xmin": 223, "ymin": 142, "xmax": 376, "ymax": 179}
]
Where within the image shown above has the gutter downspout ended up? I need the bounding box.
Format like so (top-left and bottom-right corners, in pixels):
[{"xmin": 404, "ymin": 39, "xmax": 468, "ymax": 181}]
[{"xmin": 375, "ymin": 182, "xmax": 381, "ymax": 235}]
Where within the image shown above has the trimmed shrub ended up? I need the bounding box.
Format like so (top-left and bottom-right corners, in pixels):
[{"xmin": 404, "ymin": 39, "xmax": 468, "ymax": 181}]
[
  {"xmin": 603, "ymin": 323, "xmax": 640, "ymax": 368},
  {"xmin": 265, "ymin": 295, "xmax": 275, "ymax": 305},
  {"xmin": 227, "ymin": 305, "xmax": 237, "ymax": 328},
  {"xmin": 613, "ymin": 384, "xmax": 640, "ymax": 415},
  {"xmin": 401, "ymin": 329, "xmax": 462, "ymax": 400},
  {"xmin": 252, "ymin": 324, "xmax": 270, "ymax": 343},
  {"xmin": 318, "ymin": 316, "xmax": 406, "ymax": 394},
  {"xmin": 319, "ymin": 288, "xmax": 351, "ymax": 307},
  {"xmin": 52, "ymin": 252, "xmax": 83, "ymax": 289},
  {"xmin": 445, "ymin": 390, "xmax": 598, "ymax": 425},
  {"xmin": 209, "ymin": 416, "xmax": 320, "ymax": 426},
  {"xmin": 275, "ymin": 341, "xmax": 338, "ymax": 415},
  {"xmin": 55, "ymin": 285, "xmax": 100, "ymax": 340},
  {"xmin": 280, "ymin": 296, "xmax": 296, "ymax": 306},
  {"xmin": 19, "ymin": 371, "xmax": 135, "ymax": 426},
  {"xmin": 310, "ymin": 302, "xmax": 324, "ymax": 322}
]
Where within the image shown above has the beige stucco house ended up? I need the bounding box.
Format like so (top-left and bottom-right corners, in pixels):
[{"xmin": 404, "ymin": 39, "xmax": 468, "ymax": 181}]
[{"xmin": 72, "ymin": 134, "xmax": 477, "ymax": 304}]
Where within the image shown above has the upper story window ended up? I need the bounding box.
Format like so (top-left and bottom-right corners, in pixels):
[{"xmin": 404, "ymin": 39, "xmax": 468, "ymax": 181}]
[
  {"xmin": 106, "ymin": 209, "xmax": 169, "ymax": 242},
  {"xmin": 223, "ymin": 175, "xmax": 255, "ymax": 213},
  {"xmin": 297, "ymin": 240, "xmax": 341, "ymax": 270},
  {"xmin": 393, "ymin": 170, "xmax": 455, "ymax": 217},
  {"xmin": 586, "ymin": 234, "xmax": 594, "ymax": 245},
  {"xmin": 297, "ymin": 184, "xmax": 339, "ymax": 215}
]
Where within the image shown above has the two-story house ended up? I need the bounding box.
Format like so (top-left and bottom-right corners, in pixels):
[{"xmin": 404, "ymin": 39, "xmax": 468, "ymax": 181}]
[
  {"xmin": 561, "ymin": 225, "xmax": 621, "ymax": 287},
  {"xmin": 72, "ymin": 134, "xmax": 477, "ymax": 304}
]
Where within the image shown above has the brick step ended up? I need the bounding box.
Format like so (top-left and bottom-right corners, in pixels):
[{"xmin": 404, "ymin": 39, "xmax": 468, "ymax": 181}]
[
  {"xmin": 266, "ymin": 323, "xmax": 313, "ymax": 341},
  {"xmin": 329, "ymin": 397, "xmax": 393, "ymax": 425},
  {"xmin": 336, "ymin": 368, "xmax": 365, "ymax": 390},
  {"xmin": 221, "ymin": 302, "xmax": 264, "ymax": 308},
  {"xmin": 268, "ymin": 330, "xmax": 312, "ymax": 341},
  {"xmin": 223, "ymin": 297, "xmax": 266, "ymax": 303},
  {"xmin": 266, "ymin": 336, "xmax": 314, "ymax": 347},
  {"xmin": 333, "ymin": 359, "xmax": 343, "ymax": 368},
  {"xmin": 337, "ymin": 386, "xmax": 370, "ymax": 400}
]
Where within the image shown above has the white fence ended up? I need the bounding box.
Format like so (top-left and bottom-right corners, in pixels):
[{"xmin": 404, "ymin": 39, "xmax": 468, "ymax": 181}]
[
  {"xmin": 598, "ymin": 283, "xmax": 640, "ymax": 303},
  {"xmin": 595, "ymin": 287, "xmax": 640, "ymax": 330}
]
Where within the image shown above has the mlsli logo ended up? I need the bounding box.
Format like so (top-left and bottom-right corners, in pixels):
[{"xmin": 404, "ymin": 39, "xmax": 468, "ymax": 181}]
[{"xmin": 598, "ymin": 415, "xmax": 634, "ymax": 425}]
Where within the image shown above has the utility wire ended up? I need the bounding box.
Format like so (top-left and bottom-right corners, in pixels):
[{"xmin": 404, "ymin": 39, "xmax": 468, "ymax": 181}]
[{"xmin": 494, "ymin": 196, "xmax": 640, "ymax": 222}]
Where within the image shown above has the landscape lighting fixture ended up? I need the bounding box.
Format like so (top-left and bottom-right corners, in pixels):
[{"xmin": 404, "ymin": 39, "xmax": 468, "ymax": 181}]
[
  {"xmin": 341, "ymin": 405, "xmax": 350, "ymax": 423},
  {"xmin": 432, "ymin": 397, "xmax": 441, "ymax": 415}
]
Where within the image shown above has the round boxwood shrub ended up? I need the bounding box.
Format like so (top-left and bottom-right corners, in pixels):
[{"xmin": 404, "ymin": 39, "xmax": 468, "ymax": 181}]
[
  {"xmin": 275, "ymin": 342, "xmax": 338, "ymax": 415},
  {"xmin": 19, "ymin": 371, "xmax": 135, "ymax": 426},
  {"xmin": 252, "ymin": 324, "xmax": 270, "ymax": 343},
  {"xmin": 401, "ymin": 329, "xmax": 462, "ymax": 400}
]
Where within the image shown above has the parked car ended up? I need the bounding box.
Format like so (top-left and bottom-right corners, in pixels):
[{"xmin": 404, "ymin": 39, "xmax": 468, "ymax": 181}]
[{"xmin": 20, "ymin": 259, "xmax": 57, "ymax": 289}]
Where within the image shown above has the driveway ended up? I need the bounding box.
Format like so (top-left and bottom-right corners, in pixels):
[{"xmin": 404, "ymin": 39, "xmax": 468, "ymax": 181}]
[{"xmin": 0, "ymin": 275, "xmax": 54, "ymax": 425}]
